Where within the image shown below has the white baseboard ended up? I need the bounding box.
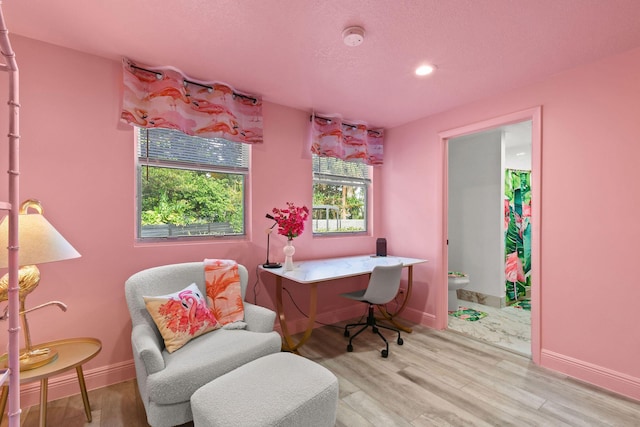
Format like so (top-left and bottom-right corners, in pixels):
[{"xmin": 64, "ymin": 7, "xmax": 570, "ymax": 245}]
[
  {"xmin": 457, "ymin": 289, "xmax": 506, "ymax": 308},
  {"xmin": 541, "ymin": 349, "xmax": 640, "ymax": 401}
]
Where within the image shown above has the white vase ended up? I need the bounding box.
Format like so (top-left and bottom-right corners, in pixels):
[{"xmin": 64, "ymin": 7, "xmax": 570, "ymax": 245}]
[{"xmin": 283, "ymin": 239, "xmax": 295, "ymax": 271}]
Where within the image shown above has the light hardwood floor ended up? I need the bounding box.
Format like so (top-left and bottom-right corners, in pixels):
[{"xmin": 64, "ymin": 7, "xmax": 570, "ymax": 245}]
[{"xmin": 3, "ymin": 323, "xmax": 640, "ymax": 426}]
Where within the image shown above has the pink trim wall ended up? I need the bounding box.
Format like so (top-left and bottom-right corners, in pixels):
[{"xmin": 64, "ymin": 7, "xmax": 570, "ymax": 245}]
[
  {"xmin": 0, "ymin": 36, "xmax": 379, "ymax": 406},
  {"xmin": 384, "ymin": 46, "xmax": 640, "ymax": 400},
  {"xmin": 1, "ymin": 34, "xmax": 639, "ymax": 405}
]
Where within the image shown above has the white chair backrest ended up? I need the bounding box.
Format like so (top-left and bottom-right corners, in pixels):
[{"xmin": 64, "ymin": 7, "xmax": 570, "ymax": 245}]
[{"xmin": 362, "ymin": 263, "xmax": 404, "ymax": 305}]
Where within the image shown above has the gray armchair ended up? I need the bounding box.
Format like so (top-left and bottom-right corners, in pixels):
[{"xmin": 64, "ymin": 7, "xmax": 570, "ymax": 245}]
[{"xmin": 125, "ymin": 262, "xmax": 282, "ymax": 427}]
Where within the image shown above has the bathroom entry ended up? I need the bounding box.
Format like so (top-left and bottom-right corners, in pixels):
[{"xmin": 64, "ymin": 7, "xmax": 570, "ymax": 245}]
[{"xmin": 446, "ymin": 119, "xmax": 533, "ymax": 355}]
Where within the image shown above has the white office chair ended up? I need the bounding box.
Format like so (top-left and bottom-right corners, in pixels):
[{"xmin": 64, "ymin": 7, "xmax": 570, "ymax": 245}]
[{"xmin": 341, "ymin": 263, "xmax": 404, "ymax": 358}]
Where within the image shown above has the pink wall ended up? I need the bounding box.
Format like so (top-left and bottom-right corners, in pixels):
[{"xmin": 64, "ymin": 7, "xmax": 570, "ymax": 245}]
[
  {"xmin": 0, "ymin": 36, "xmax": 378, "ymax": 406},
  {"xmin": 384, "ymin": 46, "xmax": 640, "ymax": 400},
  {"xmin": 2, "ymin": 34, "xmax": 640, "ymax": 406}
]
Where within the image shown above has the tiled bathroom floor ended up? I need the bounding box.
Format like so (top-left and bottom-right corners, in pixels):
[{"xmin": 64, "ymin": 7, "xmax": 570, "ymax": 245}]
[{"xmin": 447, "ymin": 300, "xmax": 531, "ymax": 357}]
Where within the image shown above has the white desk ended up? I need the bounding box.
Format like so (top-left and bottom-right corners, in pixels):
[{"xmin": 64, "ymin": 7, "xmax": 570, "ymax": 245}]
[{"xmin": 260, "ymin": 255, "xmax": 427, "ymax": 352}]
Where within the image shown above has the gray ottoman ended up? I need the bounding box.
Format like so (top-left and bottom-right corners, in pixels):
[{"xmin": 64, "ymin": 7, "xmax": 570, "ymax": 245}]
[{"xmin": 191, "ymin": 352, "xmax": 339, "ymax": 427}]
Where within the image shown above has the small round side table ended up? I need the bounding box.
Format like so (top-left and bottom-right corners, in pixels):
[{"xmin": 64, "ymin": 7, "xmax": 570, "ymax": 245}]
[{"xmin": 0, "ymin": 337, "xmax": 102, "ymax": 427}]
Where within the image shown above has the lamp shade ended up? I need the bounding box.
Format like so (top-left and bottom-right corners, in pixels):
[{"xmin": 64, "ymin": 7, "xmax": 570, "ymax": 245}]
[{"xmin": 0, "ymin": 207, "xmax": 81, "ymax": 268}]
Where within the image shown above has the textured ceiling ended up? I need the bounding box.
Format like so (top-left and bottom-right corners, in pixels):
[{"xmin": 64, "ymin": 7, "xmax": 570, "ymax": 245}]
[{"xmin": 3, "ymin": 0, "xmax": 640, "ymax": 128}]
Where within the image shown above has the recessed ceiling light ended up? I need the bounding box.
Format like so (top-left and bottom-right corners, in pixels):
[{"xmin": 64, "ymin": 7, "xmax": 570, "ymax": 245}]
[{"xmin": 415, "ymin": 64, "xmax": 435, "ymax": 76}]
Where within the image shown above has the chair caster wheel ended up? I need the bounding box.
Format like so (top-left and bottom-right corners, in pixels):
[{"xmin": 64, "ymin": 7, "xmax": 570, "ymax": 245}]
[
  {"xmin": 398, "ymin": 337, "xmax": 404, "ymax": 345},
  {"xmin": 344, "ymin": 330, "xmax": 350, "ymax": 337},
  {"xmin": 347, "ymin": 344, "xmax": 353, "ymax": 352},
  {"xmin": 372, "ymin": 327, "xmax": 378, "ymax": 334},
  {"xmin": 381, "ymin": 349, "xmax": 388, "ymax": 358}
]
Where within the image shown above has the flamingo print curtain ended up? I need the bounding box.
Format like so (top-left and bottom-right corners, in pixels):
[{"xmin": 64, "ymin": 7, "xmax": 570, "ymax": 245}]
[
  {"xmin": 504, "ymin": 169, "xmax": 532, "ymax": 303},
  {"xmin": 120, "ymin": 58, "xmax": 263, "ymax": 144},
  {"xmin": 310, "ymin": 115, "xmax": 384, "ymax": 166}
]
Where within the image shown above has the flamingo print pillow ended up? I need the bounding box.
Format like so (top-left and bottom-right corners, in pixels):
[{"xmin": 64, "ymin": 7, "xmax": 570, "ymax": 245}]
[
  {"xmin": 144, "ymin": 283, "xmax": 220, "ymax": 353},
  {"xmin": 204, "ymin": 259, "xmax": 245, "ymax": 325}
]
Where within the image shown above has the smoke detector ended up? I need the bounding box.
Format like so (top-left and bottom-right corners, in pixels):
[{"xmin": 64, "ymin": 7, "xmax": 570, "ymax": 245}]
[{"xmin": 342, "ymin": 26, "xmax": 365, "ymax": 47}]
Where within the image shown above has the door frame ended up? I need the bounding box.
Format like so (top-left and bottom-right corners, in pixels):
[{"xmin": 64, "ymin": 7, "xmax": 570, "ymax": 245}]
[{"xmin": 439, "ymin": 106, "xmax": 542, "ymax": 363}]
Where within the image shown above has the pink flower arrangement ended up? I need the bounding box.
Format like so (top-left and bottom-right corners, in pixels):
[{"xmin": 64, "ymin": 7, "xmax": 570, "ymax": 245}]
[{"xmin": 272, "ymin": 202, "xmax": 309, "ymax": 240}]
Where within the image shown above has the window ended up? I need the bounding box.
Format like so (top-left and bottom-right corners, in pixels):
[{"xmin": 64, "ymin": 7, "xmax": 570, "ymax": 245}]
[
  {"xmin": 136, "ymin": 128, "xmax": 249, "ymax": 239},
  {"xmin": 312, "ymin": 154, "xmax": 369, "ymax": 234}
]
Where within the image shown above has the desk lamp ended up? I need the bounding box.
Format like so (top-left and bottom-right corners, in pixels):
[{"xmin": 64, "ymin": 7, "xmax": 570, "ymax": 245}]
[
  {"xmin": 262, "ymin": 214, "xmax": 281, "ymax": 269},
  {"xmin": 0, "ymin": 199, "xmax": 81, "ymax": 370}
]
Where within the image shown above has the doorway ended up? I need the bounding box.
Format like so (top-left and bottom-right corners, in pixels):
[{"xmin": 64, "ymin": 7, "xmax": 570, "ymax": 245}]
[{"xmin": 439, "ymin": 107, "xmax": 542, "ymax": 363}]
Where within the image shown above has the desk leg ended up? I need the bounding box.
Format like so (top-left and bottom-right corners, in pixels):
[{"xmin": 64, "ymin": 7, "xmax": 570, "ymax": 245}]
[
  {"xmin": 275, "ymin": 276, "xmax": 317, "ymax": 353},
  {"xmin": 76, "ymin": 365, "xmax": 92, "ymax": 422},
  {"xmin": 39, "ymin": 378, "xmax": 47, "ymax": 427},
  {"xmin": 0, "ymin": 386, "xmax": 7, "ymax": 424},
  {"xmin": 377, "ymin": 265, "xmax": 414, "ymax": 333}
]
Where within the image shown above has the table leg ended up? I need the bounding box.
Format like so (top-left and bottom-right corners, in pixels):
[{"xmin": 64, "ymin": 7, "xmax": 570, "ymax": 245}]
[
  {"xmin": 76, "ymin": 365, "xmax": 92, "ymax": 422},
  {"xmin": 0, "ymin": 386, "xmax": 7, "ymax": 424},
  {"xmin": 39, "ymin": 378, "xmax": 47, "ymax": 427},
  {"xmin": 275, "ymin": 276, "xmax": 318, "ymax": 353},
  {"xmin": 377, "ymin": 265, "xmax": 414, "ymax": 333}
]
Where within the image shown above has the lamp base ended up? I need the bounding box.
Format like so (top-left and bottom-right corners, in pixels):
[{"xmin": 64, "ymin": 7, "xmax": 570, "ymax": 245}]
[
  {"xmin": 19, "ymin": 345, "xmax": 58, "ymax": 371},
  {"xmin": 262, "ymin": 262, "xmax": 281, "ymax": 269}
]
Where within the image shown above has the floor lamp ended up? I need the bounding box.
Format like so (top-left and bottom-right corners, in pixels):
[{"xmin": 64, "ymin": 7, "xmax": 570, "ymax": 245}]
[{"xmin": 0, "ymin": 199, "xmax": 81, "ymax": 371}]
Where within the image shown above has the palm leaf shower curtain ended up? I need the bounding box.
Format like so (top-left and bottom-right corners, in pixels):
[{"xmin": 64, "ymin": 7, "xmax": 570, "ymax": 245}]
[{"xmin": 504, "ymin": 169, "xmax": 532, "ymax": 303}]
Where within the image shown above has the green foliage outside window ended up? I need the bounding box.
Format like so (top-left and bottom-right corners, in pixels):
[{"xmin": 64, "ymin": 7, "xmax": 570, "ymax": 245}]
[
  {"xmin": 312, "ymin": 154, "xmax": 369, "ymax": 233},
  {"xmin": 140, "ymin": 166, "xmax": 244, "ymax": 233},
  {"xmin": 312, "ymin": 184, "xmax": 365, "ymax": 221},
  {"xmin": 136, "ymin": 127, "xmax": 248, "ymax": 239}
]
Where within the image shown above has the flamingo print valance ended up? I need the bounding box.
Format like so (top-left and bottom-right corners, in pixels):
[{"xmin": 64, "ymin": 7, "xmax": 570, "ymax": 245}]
[
  {"xmin": 310, "ymin": 114, "xmax": 384, "ymax": 166},
  {"xmin": 120, "ymin": 58, "xmax": 263, "ymax": 144}
]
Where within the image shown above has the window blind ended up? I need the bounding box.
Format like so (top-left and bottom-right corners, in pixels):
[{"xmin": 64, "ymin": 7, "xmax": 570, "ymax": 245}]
[
  {"xmin": 312, "ymin": 155, "xmax": 370, "ymax": 183},
  {"xmin": 138, "ymin": 127, "xmax": 249, "ymax": 172}
]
